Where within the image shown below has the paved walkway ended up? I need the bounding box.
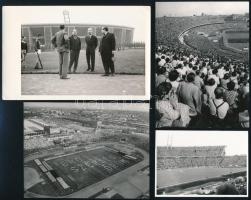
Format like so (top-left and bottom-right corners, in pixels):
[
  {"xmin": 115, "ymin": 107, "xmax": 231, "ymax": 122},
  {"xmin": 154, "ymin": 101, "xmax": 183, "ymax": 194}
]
[{"xmin": 21, "ymin": 74, "xmax": 145, "ymax": 96}]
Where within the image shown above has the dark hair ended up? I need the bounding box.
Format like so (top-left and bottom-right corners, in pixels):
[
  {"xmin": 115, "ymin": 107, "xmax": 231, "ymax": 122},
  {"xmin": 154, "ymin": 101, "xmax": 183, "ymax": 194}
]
[
  {"xmin": 207, "ymin": 78, "xmax": 215, "ymax": 86},
  {"xmin": 177, "ymin": 63, "xmax": 183, "ymax": 69},
  {"xmin": 227, "ymin": 81, "xmax": 235, "ymax": 91},
  {"xmin": 223, "ymin": 73, "xmax": 230, "ymax": 80},
  {"xmin": 37, "ymin": 34, "xmax": 41, "ymax": 37},
  {"xmin": 196, "ymin": 70, "xmax": 200, "ymax": 75},
  {"xmin": 187, "ymin": 73, "xmax": 195, "ymax": 82},
  {"xmin": 214, "ymin": 87, "xmax": 224, "ymax": 99},
  {"xmin": 60, "ymin": 25, "xmax": 65, "ymax": 30},
  {"xmin": 192, "ymin": 66, "xmax": 198, "ymax": 71},
  {"xmin": 169, "ymin": 70, "xmax": 179, "ymax": 82},
  {"xmin": 212, "ymin": 68, "xmax": 218, "ymax": 74},
  {"xmin": 103, "ymin": 27, "xmax": 108, "ymax": 32},
  {"xmin": 165, "ymin": 57, "xmax": 170, "ymax": 63},
  {"xmin": 156, "ymin": 82, "xmax": 172, "ymax": 99},
  {"xmin": 232, "ymin": 71, "xmax": 237, "ymax": 77},
  {"xmin": 22, "ymin": 35, "xmax": 24, "ymax": 39},
  {"xmin": 158, "ymin": 67, "xmax": 166, "ymax": 75}
]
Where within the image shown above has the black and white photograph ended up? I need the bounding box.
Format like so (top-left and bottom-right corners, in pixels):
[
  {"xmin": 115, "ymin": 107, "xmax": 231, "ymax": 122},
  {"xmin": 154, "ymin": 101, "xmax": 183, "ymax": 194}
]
[
  {"xmin": 2, "ymin": 6, "xmax": 150, "ymax": 100},
  {"xmin": 156, "ymin": 131, "xmax": 248, "ymax": 197},
  {"xmin": 23, "ymin": 102, "xmax": 149, "ymax": 198},
  {"xmin": 155, "ymin": 2, "xmax": 249, "ymax": 128}
]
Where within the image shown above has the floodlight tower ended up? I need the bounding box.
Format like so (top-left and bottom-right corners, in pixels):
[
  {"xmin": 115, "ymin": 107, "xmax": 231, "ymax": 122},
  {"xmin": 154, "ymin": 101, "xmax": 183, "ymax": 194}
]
[{"xmin": 63, "ymin": 10, "xmax": 70, "ymax": 24}]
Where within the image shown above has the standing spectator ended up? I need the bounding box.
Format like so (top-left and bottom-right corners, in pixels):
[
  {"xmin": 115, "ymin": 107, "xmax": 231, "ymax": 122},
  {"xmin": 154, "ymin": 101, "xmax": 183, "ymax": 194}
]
[
  {"xmin": 34, "ymin": 34, "xmax": 43, "ymax": 69},
  {"xmin": 21, "ymin": 36, "xmax": 28, "ymax": 68},
  {"xmin": 68, "ymin": 29, "xmax": 81, "ymax": 73},
  {"xmin": 99, "ymin": 27, "xmax": 116, "ymax": 76},
  {"xmin": 85, "ymin": 27, "xmax": 98, "ymax": 72},
  {"xmin": 51, "ymin": 25, "xmax": 70, "ymax": 79}
]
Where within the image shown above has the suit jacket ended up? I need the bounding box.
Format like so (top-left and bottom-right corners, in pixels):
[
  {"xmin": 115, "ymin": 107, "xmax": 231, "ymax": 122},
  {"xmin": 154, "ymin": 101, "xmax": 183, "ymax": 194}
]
[
  {"xmin": 85, "ymin": 35, "xmax": 98, "ymax": 50},
  {"xmin": 69, "ymin": 35, "xmax": 81, "ymax": 51},
  {"xmin": 51, "ymin": 30, "xmax": 69, "ymax": 53},
  {"xmin": 99, "ymin": 32, "xmax": 116, "ymax": 55}
]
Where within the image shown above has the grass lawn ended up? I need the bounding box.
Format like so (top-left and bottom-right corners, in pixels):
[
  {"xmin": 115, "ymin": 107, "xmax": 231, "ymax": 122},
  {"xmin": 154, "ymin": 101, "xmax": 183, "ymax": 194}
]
[{"xmin": 22, "ymin": 49, "xmax": 145, "ymax": 74}]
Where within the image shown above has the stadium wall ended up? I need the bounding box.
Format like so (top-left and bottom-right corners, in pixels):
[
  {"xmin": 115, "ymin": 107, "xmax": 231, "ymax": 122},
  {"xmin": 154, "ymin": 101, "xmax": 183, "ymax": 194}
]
[{"xmin": 21, "ymin": 24, "xmax": 134, "ymax": 51}]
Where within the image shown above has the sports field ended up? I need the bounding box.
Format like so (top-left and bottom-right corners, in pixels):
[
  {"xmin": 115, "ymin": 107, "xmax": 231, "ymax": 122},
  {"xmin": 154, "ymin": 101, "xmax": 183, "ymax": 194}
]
[
  {"xmin": 25, "ymin": 146, "xmax": 143, "ymax": 197},
  {"xmin": 223, "ymin": 30, "xmax": 249, "ymax": 51},
  {"xmin": 157, "ymin": 167, "xmax": 246, "ymax": 189},
  {"xmin": 22, "ymin": 49, "xmax": 145, "ymax": 74}
]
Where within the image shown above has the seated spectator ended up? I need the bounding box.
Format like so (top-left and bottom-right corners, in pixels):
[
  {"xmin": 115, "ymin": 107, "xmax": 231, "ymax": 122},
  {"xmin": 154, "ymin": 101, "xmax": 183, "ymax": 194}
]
[
  {"xmin": 208, "ymin": 87, "xmax": 229, "ymax": 127},
  {"xmin": 156, "ymin": 67, "xmax": 167, "ymax": 87},
  {"xmin": 205, "ymin": 78, "xmax": 217, "ymax": 100},
  {"xmin": 156, "ymin": 82, "xmax": 190, "ymax": 127},
  {"xmin": 239, "ymin": 95, "xmax": 249, "ymax": 128},
  {"xmin": 224, "ymin": 81, "xmax": 238, "ymax": 111},
  {"xmin": 220, "ymin": 73, "xmax": 230, "ymax": 90},
  {"xmin": 177, "ymin": 73, "xmax": 202, "ymax": 116},
  {"xmin": 194, "ymin": 70, "xmax": 204, "ymax": 89},
  {"xmin": 167, "ymin": 69, "xmax": 180, "ymax": 92}
]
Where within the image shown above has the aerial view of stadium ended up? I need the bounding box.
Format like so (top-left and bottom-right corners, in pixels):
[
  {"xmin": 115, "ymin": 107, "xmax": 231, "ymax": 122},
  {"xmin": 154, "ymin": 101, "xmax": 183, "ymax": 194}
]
[
  {"xmin": 24, "ymin": 102, "xmax": 149, "ymax": 198},
  {"xmin": 156, "ymin": 131, "xmax": 248, "ymax": 196},
  {"xmin": 155, "ymin": 2, "xmax": 249, "ymax": 128}
]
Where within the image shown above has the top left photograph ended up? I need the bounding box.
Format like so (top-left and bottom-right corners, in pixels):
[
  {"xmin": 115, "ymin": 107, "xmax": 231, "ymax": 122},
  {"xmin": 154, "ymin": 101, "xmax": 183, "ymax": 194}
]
[{"xmin": 2, "ymin": 6, "xmax": 151, "ymax": 100}]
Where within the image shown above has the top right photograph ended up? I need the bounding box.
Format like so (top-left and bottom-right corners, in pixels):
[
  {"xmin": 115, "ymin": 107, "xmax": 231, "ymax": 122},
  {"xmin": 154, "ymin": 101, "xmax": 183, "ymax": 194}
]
[{"xmin": 155, "ymin": 1, "xmax": 249, "ymax": 129}]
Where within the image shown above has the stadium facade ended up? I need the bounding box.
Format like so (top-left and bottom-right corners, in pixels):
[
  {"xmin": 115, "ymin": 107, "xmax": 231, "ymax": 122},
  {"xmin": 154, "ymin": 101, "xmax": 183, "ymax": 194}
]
[{"xmin": 21, "ymin": 23, "xmax": 134, "ymax": 51}]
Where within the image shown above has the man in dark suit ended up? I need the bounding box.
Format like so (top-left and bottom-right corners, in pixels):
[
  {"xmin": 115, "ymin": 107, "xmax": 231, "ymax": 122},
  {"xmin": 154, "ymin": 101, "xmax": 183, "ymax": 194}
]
[
  {"xmin": 85, "ymin": 28, "xmax": 98, "ymax": 72},
  {"xmin": 69, "ymin": 29, "xmax": 81, "ymax": 73},
  {"xmin": 99, "ymin": 27, "xmax": 116, "ymax": 76}
]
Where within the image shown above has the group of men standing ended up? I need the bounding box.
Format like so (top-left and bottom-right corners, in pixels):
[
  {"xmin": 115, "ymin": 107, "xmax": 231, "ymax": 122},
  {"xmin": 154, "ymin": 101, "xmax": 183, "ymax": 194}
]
[{"xmin": 51, "ymin": 25, "xmax": 116, "ymax": 79}]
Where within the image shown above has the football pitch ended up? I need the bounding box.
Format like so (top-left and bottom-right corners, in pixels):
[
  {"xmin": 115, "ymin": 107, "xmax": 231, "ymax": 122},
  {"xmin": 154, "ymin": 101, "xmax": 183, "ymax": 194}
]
[
  {"xmin": 26, "ymin": 146, "xmax": 144, "ymax": 197},
  {"xmin": 157, "ymin": 167, "xmax": 247, "ymax": 189},
  {"xmin": 22, "ymin": 49, "xmax": 145, "ymax": 74}
]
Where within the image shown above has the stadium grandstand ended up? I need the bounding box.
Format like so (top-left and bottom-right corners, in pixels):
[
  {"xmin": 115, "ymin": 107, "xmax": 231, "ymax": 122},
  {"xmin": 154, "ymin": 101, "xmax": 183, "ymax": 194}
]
[
  {"xmin": 157, "ymin": 145, "xmax": 247, "ymax": 196},
  {"xmin": 155, "ymin": 14, "xmax": 249, "ymax": 128},
  {"xmin": 21, "ymin": 24, "xmax": 135, "ymax": 51}
]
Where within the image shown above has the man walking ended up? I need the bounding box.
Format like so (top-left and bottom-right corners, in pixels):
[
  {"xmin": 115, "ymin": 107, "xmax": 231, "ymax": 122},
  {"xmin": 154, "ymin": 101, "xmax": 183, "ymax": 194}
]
[
  {"xmin": 68, "ymin": 29, "xmax": 81, "ymax": 73},
  {"xmin": 99, "ymin": 27, "xmax": 116, "ymax": 76},
  {"xmin": 85, "ymin": 27, "xmax": 98, "ymax": 72},
  {"xmin": 51, "ymin": 25, "xmax": 70, "ymax": 79}
]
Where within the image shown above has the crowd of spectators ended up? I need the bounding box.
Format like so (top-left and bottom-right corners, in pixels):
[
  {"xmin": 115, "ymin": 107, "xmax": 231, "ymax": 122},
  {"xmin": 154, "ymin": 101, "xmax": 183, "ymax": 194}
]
[
  {"xmin": 190, "ymin": 176, "xmax": 247, "ymax": 195},
  {"xmin": 155, "ymin": 45, "xmax": 249, "ymax": 128},
  {"xmin": 158, "ymin": 146, "xmax": 225, "ymax": 157},
  {"xmin": 157, "ymin": 146, "xmax": 246, "ymax": 170},
  {"xmin": 155, "ymin": 16, "xmax": 249, "ymax": 128}
]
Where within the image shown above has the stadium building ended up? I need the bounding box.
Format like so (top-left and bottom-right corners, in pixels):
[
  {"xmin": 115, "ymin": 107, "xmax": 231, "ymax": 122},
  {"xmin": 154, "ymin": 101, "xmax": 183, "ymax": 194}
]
[{"xmin": 21, "ymin": 24, "xmax": 134, "ymax": 51}]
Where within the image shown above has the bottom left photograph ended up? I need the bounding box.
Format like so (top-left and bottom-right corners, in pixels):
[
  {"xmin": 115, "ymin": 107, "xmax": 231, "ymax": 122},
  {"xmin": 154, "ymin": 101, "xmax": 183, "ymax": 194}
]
[{"xmin": 23, "ymin": 102, "xmax": 149, "ymax": 199}]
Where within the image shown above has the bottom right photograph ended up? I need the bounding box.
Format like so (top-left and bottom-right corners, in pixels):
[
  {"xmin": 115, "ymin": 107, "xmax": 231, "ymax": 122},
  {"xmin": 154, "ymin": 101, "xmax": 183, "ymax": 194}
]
[{"xmin": 155, "ymin": 131, "xmax": 248, "ymax": 197}]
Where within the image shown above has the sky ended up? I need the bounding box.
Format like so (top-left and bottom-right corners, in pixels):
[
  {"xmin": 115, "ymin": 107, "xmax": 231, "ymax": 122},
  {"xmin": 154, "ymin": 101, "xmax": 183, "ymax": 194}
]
[
  {"xmin": 156, "ymin": 2, "xmax": 249, "ymax": 17},
  {"xmin": 24, "ymin": 102, "xmax": 149, "ymax": 112},
  {"xmin": 5, "ymin": 6, "xmax": 149, "ymax": 42},
  {"xmin": 156, "ymin": 131, "xmax": 248, "ymax": 156}
]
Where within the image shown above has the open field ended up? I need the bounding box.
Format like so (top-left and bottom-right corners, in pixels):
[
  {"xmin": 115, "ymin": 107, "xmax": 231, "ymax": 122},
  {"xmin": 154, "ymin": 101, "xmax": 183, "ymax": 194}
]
[
  {"xmin": 223, "ymin": 30, "xmax": 249, "ymax": 51},
  {"xmin": 22, "ymin": 49, "xmax": 145, "ymax": 74},
  {"xmin": 25, "ymin": 146, "xmax": 144, "ymax": 197},
  {"xmin": 21, "ymin": 74, "xmax": 145, "ymax": 96}
]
